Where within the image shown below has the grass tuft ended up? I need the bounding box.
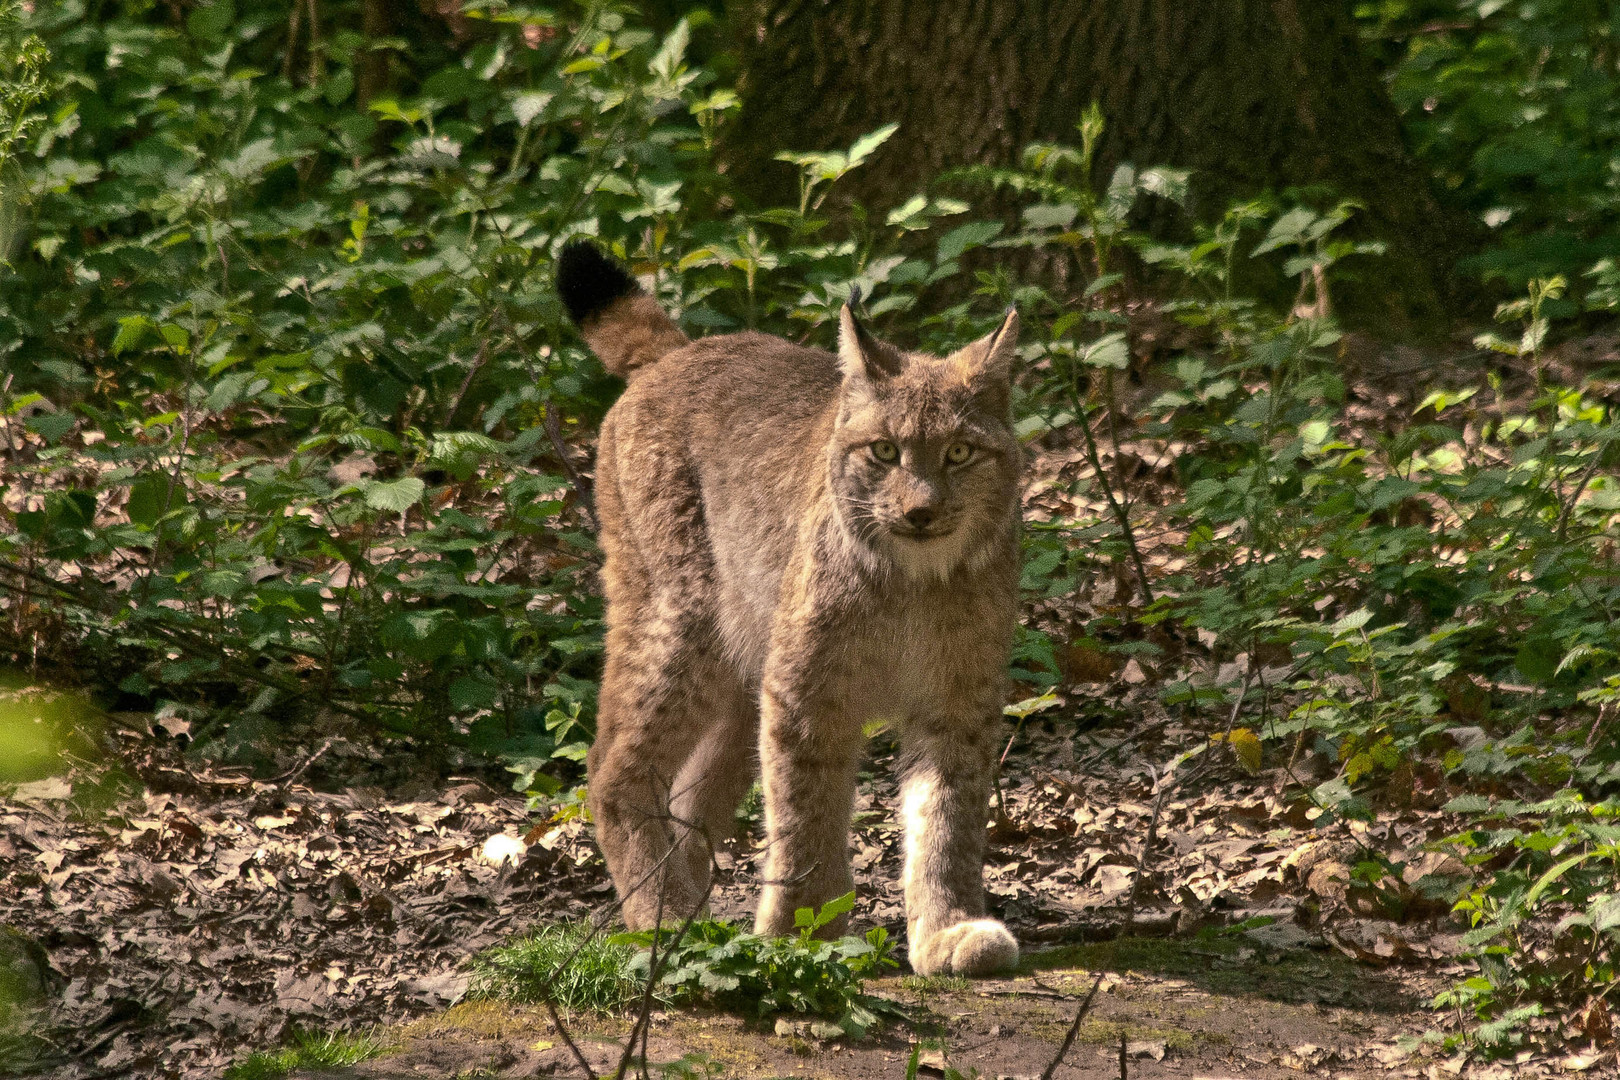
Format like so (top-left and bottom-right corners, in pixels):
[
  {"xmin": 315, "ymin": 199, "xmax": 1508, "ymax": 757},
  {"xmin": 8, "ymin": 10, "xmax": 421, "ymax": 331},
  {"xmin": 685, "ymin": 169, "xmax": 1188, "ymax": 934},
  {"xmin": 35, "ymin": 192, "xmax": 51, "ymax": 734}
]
[
  {"xmin": 469, "ymin": 922, "xmax": 641, "ymax": 1012},
  {"xmin": 899, "ymin": 974, "xmax": 969, "ymax": 995},
  {"xmin": 224, "ymin": 1029, "xmax": 387, "ymax": 1080}
]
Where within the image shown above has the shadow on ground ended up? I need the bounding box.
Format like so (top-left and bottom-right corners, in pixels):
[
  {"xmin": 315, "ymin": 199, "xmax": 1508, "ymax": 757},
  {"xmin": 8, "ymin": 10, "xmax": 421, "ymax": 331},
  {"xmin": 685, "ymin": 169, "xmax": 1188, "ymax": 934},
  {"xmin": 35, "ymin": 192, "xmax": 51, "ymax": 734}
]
[{"xmin": 1022, "ymin": 933, "xmax": 1420, "ymax": 1015}]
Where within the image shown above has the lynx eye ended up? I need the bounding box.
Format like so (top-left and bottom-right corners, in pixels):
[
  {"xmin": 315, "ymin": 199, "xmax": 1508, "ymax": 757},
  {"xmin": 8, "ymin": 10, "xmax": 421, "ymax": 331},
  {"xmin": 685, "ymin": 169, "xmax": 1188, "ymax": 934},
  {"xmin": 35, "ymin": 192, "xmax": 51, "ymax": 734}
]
[
  {"xmin": 945, "ymin": 442, "xmax": 973, "ymax": 465},
  {"xmin": 870, "ymin": 440, "xmax": 899, "ymax": 464}
]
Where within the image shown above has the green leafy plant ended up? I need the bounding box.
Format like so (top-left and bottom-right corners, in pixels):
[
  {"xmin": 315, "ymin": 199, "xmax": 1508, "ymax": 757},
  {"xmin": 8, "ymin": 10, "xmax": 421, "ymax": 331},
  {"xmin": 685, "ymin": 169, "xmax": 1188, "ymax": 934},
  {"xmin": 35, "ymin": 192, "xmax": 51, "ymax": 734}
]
[
  {"xmin": 1138, "ymin": 258, "xmax": 1619, "ymax": 1051},
  {"xmin": 659, "ymin": 1051, "xmax": 725, "ymax": 1080},
  {"xmin": 1419, "ymin": 792, "xmax": 1620, "ymax": 1053},
  {"xmin": 0, "ymin": 0, "xmax": 50, "ymax": 265},
  {"xmin": 616, "ymin": 893, "xmax": 901, "ymax": 1038}
]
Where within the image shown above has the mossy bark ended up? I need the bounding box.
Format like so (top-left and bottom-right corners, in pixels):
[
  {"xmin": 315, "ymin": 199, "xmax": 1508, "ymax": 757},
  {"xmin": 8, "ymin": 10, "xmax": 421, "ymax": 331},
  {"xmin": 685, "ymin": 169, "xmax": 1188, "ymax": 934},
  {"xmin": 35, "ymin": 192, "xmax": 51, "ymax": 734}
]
[{"xmin": 724, "ymin": 0, "xmax": 1470, "ymax": 330}]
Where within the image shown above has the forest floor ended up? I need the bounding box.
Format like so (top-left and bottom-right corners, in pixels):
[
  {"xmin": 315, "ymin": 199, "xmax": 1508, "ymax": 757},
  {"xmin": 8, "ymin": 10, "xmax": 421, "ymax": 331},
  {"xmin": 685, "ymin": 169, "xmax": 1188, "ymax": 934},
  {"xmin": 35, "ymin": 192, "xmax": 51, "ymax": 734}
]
[{"xmin": 2, "ymin": 699, "xmax": 1599, "ymax": 1080}]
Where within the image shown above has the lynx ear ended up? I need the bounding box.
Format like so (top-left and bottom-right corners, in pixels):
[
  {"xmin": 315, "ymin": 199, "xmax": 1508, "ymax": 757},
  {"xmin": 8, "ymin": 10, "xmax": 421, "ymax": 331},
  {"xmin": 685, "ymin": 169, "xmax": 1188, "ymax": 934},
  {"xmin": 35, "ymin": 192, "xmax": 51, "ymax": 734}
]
[
  {"xmin": 952, "ymin": 306, "xmax": 1019, "ymax": 391},
  {"xmin": 838, "ymin": 287, "xmax": 905, "ymax": 384}
]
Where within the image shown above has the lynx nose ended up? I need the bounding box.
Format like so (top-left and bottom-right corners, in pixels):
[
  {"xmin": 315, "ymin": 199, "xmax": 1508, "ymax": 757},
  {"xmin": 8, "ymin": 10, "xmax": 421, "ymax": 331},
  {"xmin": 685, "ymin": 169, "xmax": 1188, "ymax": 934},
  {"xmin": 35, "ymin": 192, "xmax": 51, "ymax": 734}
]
[{"xmin": 904, "ymin": 506, "xmax": 935, "ymax": 530}]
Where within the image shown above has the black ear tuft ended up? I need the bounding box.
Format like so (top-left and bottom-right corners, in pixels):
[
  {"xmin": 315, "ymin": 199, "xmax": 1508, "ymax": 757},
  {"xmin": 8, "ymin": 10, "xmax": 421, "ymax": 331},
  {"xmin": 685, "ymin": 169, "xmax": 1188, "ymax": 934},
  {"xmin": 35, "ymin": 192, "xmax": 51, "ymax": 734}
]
[{"xmin": 557, "ymin": 240, "xmax": 638, "ymax": 326}]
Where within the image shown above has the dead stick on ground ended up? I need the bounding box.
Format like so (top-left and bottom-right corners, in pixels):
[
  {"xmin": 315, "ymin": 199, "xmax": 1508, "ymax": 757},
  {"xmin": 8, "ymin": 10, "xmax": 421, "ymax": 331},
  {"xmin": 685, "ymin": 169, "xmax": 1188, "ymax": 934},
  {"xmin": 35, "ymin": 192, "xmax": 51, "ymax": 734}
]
[
  {"xmin": 1038, "ymin": 972, "xmax": 1105, "ymax": 1080},
  {"xmin": 978, "ymin": 987, "xmax": 1075, "ymax": 1002}
]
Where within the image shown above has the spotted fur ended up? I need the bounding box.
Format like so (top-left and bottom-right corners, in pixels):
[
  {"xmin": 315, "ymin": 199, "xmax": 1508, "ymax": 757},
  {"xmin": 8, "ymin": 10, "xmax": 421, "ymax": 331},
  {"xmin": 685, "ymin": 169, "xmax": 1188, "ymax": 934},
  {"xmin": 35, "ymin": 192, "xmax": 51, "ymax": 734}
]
[{"xmin": 561, "ymin": 246, "xmax": 1022, "ymax": 975}]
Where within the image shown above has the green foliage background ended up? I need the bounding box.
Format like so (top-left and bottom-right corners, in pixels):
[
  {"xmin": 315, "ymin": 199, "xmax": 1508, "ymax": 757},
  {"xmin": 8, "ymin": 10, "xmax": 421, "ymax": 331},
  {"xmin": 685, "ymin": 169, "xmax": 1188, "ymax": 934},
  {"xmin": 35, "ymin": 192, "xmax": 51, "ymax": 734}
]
[
  {"xmin": 1360, "ymin": 0, "xmax": 1620, "ymax": 296},
  {"xmin": 0, "ymin": 0, "xmax": 1618, "ymax": 1059}
]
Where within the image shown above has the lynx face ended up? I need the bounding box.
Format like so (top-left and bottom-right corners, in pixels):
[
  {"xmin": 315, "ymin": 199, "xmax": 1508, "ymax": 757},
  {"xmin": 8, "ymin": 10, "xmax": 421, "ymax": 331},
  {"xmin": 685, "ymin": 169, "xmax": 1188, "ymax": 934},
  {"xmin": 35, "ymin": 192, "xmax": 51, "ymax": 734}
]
[{"xmin": 830, "ymin": 310, "xmax": 1020, "ymax": 581}]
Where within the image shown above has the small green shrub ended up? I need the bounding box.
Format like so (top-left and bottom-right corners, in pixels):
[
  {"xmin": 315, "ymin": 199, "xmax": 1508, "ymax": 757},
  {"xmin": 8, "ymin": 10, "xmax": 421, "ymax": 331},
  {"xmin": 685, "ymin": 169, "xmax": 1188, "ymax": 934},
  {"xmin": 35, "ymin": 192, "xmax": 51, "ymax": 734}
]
[
  {"xmin": 468, "ymin": 922, "xmax": 641, "ymax": 1012},
  {"xmin": 1421, "ymin": 791, "xmax": 1620, "ymax": 1054},
  {"xmin": 223, "ymin": 1029, "xmax": 386, "ymax": 1080},
  {"xmin": 470, "ymin": 898, "xmax": 899, "ymax": 1037},
  {"xmin": 616, "ymin": 893, "xmax": 901, "ymax": 1038},
  {"xmin": 659, "ymin": 1051, "xmax": 725, "ymax": 1080}
]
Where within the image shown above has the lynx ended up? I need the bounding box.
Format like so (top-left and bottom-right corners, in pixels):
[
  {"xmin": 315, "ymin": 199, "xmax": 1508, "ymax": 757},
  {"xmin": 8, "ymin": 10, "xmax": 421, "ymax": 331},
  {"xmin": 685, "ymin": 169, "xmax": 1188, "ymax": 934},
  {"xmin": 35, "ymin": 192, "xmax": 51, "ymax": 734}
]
[{"xmin": 557, "ymin": 241, "xmax": 1022, "ymax": 975}]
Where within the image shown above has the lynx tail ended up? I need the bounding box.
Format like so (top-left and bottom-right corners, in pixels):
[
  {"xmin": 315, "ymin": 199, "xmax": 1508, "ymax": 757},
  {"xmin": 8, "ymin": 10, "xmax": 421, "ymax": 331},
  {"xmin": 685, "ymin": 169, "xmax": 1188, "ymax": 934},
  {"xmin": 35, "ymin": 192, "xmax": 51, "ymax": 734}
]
[{"xmin": 557, "ymin": 241, "xmax": 690, "ymax": 378}]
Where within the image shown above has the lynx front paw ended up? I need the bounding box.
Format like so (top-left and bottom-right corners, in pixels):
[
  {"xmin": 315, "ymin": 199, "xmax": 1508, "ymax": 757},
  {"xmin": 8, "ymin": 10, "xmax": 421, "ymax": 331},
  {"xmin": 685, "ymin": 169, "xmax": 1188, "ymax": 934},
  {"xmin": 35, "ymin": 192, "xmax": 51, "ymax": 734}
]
[{"xmin": 910, "ymin": 918, "xmax": 1019, "ymax": 976}]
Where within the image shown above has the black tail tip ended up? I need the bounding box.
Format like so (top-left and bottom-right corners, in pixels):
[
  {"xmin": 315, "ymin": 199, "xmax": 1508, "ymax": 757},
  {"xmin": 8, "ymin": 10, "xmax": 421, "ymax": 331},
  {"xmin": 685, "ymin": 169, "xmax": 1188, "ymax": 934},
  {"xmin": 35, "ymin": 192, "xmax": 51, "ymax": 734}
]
[{"xmin": 557, "ymin": 240, "xmax": 638, "ymax": 325}]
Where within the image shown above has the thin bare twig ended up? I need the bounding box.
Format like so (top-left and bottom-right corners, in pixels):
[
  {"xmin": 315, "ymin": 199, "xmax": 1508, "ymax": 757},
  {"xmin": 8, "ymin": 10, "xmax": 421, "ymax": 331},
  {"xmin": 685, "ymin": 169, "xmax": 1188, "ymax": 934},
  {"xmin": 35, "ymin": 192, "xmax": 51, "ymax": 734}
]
[
  {"xmin": 0, "ymin": 373, "xmax": 17, "ymax": 459},
  {"xmin": 1073, "ymin": 401, "xmax": 1154, "ymax": 607},
  {"xmin": 634, "ymin": 871, "xmax": 663, "ymax": 1080},
  {"xmin": 444, "ymin": 336, "xmax": 490, "ymax": 429},
  {"xmin": 1556, "ymin": 449, "xmax": 1604, "ymax": 540},
  {"xmin": 304, "ymin": 0, "xmax": 323, "ymax": 84},
  {"xmin": 1587, "ymin": 703, "xmax": 1614, "ymax": 752},
  {"xmin": 1125, "ymin": 764, "xmax": 1168, "ymax": 930},
  {"xmin": 1071, "ymin": 716, "xmax": 1174, "ymax": 775},
  {"xmin": 541, "ymin": 993, "xmax": 596, "ymax": 1080},
  {"xmin": 265, "ymin": 738, "xmax": 333, "ymax": 786},
  {"xmin": 1217, "ymin": 659, "xmax": 1257, "ymax": 766},
  {"xmin": 281, "ymin": 0, "xmax": 303, "ymax": 80},
  {"xmin": 1038, "ymin": 972, "xmax": 1105, "ymax": 1080},
  {"xmin": 542, "ymin": 406, "xmax": 598, "ymax": 531},
  {"xmin": 612, "ymin": 854, "xmax": 719, "ymax": 1080},
  {"xmin": 517, "ymin": 790, "xmax": 716, "ymax": 1080},
  {"xmin": 525, "ymin": 822, "xmax": 705, "ymax": 1080}
]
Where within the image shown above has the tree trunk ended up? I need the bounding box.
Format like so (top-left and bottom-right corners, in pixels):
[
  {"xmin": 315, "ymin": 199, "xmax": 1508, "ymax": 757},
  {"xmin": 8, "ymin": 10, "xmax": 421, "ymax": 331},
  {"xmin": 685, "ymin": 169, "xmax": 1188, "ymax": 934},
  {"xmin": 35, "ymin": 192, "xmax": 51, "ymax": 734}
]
[
  {"xmin": 724, "ymin": 0, "xmax": 1469, "ymax": 329},
  {"xmin": 356, "ymin": 0, "xmax": 393, "ymax": 105}
]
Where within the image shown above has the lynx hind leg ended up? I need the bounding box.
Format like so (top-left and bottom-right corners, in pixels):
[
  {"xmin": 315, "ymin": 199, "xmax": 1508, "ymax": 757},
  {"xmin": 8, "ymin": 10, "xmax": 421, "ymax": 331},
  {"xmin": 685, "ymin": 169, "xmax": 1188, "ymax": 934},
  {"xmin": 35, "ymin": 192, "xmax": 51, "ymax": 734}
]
[
  {"xmin": 588, "ymin": 619, "xmax": 716, "ymax": 931},
  {"xmin": 899, "ymin": 724, "xmax": 1019, "ymax": 976},
  {"xmin": 589, "ymin": 428, "xmax": 730, "ymax": 930},
  {"xmin": 668, "ymin": 672, "xmax": 759, "ymax": 899}
]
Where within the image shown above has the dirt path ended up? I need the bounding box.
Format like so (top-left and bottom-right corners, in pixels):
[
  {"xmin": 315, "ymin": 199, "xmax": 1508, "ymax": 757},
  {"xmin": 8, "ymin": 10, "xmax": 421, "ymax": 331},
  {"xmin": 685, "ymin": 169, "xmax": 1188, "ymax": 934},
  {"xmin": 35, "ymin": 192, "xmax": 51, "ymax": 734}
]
[{"xmin": 299, "ymin": 936, "xmax": 1422, "ymax": 1079}]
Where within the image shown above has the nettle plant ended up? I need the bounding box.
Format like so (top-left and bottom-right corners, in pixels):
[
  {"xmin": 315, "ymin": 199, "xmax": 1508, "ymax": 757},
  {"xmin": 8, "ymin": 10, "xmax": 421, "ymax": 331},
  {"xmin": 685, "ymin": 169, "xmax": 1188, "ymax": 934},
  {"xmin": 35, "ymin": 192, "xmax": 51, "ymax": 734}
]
[
  {"xmin": 944, "ymin": 108, "xmax": 1408, "ymax": 702},
  {"xmin": 1428, "ymin": 791, "xmax": 1620, "ymax": 1054}
]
